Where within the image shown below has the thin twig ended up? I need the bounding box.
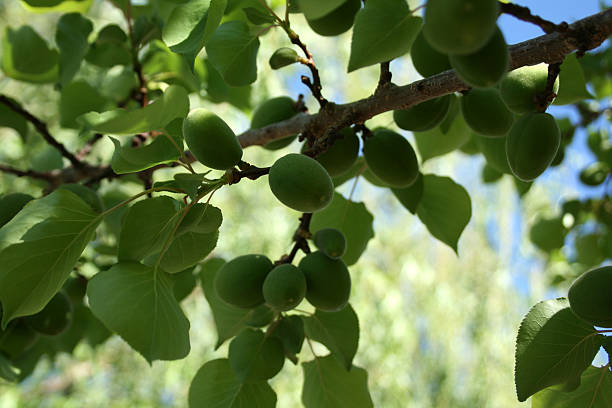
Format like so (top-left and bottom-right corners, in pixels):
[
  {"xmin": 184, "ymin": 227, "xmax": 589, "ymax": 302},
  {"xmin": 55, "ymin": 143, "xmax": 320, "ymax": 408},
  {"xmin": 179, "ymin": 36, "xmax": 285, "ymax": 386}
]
[
  {"xmin": 124, "ymin": 1, "xmax": 147, "ymax": 106},
  {"xmin": 0, "ymin": 95, "xmax": 85, "ymax": 169},
  {"xmin": 225, "ymin": 162, "xmax": 270, "ymax": 185},
  {"xmin": 76, "ymin": 133, "xmax": 103, "ymax": 160},
  {"xmin": 276, "ymin": 213, "xmax": 313, "ymax": 265},
  {"xmin": 377, "ymin": 61, "xmax": 392, "ymax": 91},
  {"xmin": 286, "ymin": 28, "xmax": 327, "ymax": 107},
  {"xmin": 536, "ymin": 62, "xmax": 562, "ymax": 112},
  {"xmin": 499, "ymin": 2, "xmax": 569, "ymax": 34},
  {"xmin": 0, "ymin": 164, "xmax": 57, "ymax": 183}
]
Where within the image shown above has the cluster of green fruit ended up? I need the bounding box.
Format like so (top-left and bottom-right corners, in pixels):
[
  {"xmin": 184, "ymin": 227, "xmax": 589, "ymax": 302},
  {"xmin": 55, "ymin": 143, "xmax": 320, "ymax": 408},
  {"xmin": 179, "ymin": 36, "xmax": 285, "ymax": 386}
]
[
  {"xmin": 215, "ymin": 228, "xmax": 350, "ymax": 313},
  {"xmin": 395, "ymin": 0, "xmax": 562, "ymax": 182}
]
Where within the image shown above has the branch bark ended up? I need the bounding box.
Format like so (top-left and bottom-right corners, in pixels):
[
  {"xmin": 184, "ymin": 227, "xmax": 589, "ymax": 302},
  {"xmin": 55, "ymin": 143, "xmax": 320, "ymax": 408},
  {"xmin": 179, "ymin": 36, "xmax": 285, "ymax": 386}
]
[{"xmin": 237, "ymin": 8, "xmax": 612, "ymax": 148}]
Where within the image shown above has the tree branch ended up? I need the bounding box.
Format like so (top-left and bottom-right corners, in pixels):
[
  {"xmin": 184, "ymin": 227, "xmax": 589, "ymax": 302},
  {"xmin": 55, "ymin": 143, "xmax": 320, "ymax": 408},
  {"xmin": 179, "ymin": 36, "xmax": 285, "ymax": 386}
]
[
  {"xmin": 499, "ymin": 2, "xmax": 569, "ymax": 34},
  {"xmin": 0, "ymin": 164, "xmax": 58, "ymax": 183},
  {"xmin": 0, "ymin": 95, "xmax": 85, "ymax": 169},
  {"xmin": 237, "ymin": 8, "xmax": 612, "ymax": 148}
]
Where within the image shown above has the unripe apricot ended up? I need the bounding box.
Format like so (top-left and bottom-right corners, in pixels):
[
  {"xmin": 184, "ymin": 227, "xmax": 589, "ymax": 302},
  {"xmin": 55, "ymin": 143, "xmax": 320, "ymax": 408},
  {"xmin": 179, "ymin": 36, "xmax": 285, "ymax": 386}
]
[
  {"xmin": 299, "ymin": 251, "xmax": 351, "ymax": 312},
  {"xmin": 268, "ymin": 153, "xmax": 334, "ymax": 213},
  {"xmin": 506, "ymin": 112, "xmax": 560, "ymax": 181},
  {"xmin": 424, "ymin": 0, "xmax": 499, "ymax": 55},
  {"xmin": 363, "ymin": 129, "xmax": 419, "ymax": 188},
  {"xmin": 411, "ymin": 29, "xmax": 451, "ymax": 78},
  {"xmin": 25, "ymin": 291, "xmax": 72, "ymax": 336},
  {"xmin": 214, "ymin": 254, "xmax": 273, "ymax": 309},
  {"xmin": 306, "ymin": 0, "xmax": 361, "ymax": 37},
  {"xmin": 393, "ymin": 95, "xmax": 451, "ymax": 132},
  {"xmin": 313, "ymin": 228, "xmax": 347, "ymax": 259},
  {"xmin": 568, "ymin": 266, "xmax": 612, "ymax": 327},
  {"xmin": 262, "ymin": 264, "xmax": 307, "ymax": 311},
  {"xmin": 500, "ymin": 64, "xmax": 560, "ymax": 114},
  {"xmin": 460, "ymin": 89, "xmax": 513, "ymax": 137},
  {"xmin": 183, "ymin": 108, "xmax": 243, "ymax": 170},
  {"xmin": 251, "ymin": 96, "xmax": 299, "ymax": 150},
  {"xmin": 449, "ymin": 27, "xmax": 509, "ymax": 88},
  {"xmin": 304, "ymin": 128, "xmax": 360, "ymax": 177}
]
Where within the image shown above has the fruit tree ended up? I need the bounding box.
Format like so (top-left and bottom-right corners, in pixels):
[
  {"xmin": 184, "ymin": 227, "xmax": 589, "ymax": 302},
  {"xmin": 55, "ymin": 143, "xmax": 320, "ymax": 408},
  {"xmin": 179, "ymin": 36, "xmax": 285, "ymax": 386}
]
[{"xmin": 0, "ymin": 0, "xmax": 612, "ymax": 406}]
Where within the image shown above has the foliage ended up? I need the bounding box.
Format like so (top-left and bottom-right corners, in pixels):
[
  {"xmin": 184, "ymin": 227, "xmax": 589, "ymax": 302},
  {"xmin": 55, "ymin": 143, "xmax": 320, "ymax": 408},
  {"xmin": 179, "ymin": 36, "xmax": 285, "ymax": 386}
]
[{"xmin": 0, "ymin": 0, "xmax": 611, "ymax": 406}]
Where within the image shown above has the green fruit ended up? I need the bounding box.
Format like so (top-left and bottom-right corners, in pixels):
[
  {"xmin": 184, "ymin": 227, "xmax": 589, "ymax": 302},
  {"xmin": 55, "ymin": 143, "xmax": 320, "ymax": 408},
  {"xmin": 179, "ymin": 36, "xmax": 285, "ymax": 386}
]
[
  {"xmin": 475, "ymin": 134, "xmax": 511, "ymax": 174},
  {"xmin": 568, "ymin": 266, "xmax": 612, "ymax": 327},
  {"xmin": 363, "ymin": 129, "xmax": 419, "ymax": 188},
  {"xmin": 580, "ymin": 162, "xmax": 610, "ymax": 186},
  {"xmin": 0, "ymin": 193, "xmax": 33, "ymax": 228},
  {"xmin": 313, "ymin": 228, "xmax": 347, "ymax": 259},
  {"xmin": 299, "ymin": 251, "xmax": 351, "ymax": 312},
  {"xmin": 214, "ymin": 254, "xmax": 273, "ymax": 309},
  {"xmin": 481, "ymin": 163, "xmax": 503, "ymax": 183},
  {"xmin": 269, "ymin": 47, "xmax": 299, "ymax": 70},
  {"xmin": 460, "ymin": 89, "xmax": 514, "ymax": 137},
  {"xmin": 228, "ymin": 328, "xmax": 285, "ymax": 382},
  {"xmin": 306, "ymin": 0, "xmax": 361, "ymax": 37},
  {"xmin": 262, "ymin": 264, "xmax": 307, "ymax": 311},
  {"xmin": 449, "ymin": 27, "xmax": 509, "ymax": 88},
  {"xmin": 25, "ymin": 291, "xmax": 72, "ymax": 336},
  {"xmin": 183, "ymin": 108, "xmax": 243, "ymax": 170},
  {"xmin": 251, "ymin": 96, "xmax": 299, "ymax": 150},
  {"xmin": 0, "ymin": 320, "xmax": 39, "ymax": 359},
  {"xmin": 529, "ymin": 216, "xmax": 566, "ymax": 252},
  {"xmin": 393, "ymin": 95, "xmax": 451, "ymax": 132},
  {"xmin": 575, "ymin": 233, "xmax": 605, "ymax": 267},
  {"xmin": 500, "ymin": 64, "xmax": 560, "ymax": 114},
  {"xmin": 424, "ymin": 0, "xmax": 499, "ymax": 55},
  {"xmin": 62, "ymin": 275, "xmax": 88, "ymax": 304},
  {"xmin": 58, "ymin": 183, "xmax": 104, "ymax": 213},
  {"xmin": 506, "ymin": 112, "xmax": 561, "ymax": 181},
  {"xmin": 411, "ymin": 29, "xmax": 451, "ymax": 77},
  {"xmin": 244, "ymin": 304, "xmax": 275, "ymax": 327},
  {"xmin": 304, "ymin": 128, "xmax": 360, "ymax": 177},
  {"xmin": 268, "ymin": 153, "xmax": 334, "ymax": 213},
  {"xmin": 459, "ymin": 133, "xmax": 480, "ymax": 155}
]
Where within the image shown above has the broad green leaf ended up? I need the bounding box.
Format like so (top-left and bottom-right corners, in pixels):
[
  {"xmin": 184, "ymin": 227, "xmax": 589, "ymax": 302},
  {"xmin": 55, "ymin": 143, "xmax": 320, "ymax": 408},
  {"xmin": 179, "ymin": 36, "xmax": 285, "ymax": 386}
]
[
  {"xmin": 56, "ymin": 13, "xmax": 93, "ymax": 86},
  {"xmin": 0, "ymin": 98, "xmax": 28, "ymax": 139},
  {"xmin": 302, "ymin": 304, "xmax": 359, "ymax": 370},
  {"xmin": 100, "ymin": 67, "xmax": 139, "ymax": 103},
  {"xmin": 554, "ymin": 54, "xmax": 594, "ymax": 105},
  {"xmin": 243, "ymin": 7, "xmax": 275, "ymax": 25},
  {"xmin": 272, "ymin": 315, "xmax": 304, "ymax": 364},
  {"xmin": 532, "ymin": 366, "xmax": 612, "ymax": 407},
  {"xmin": 348, "ymin": 0, "xmax": 422, "ymax": 72},
  {"xmin": 20, "ymin": 0, "xmax": 93, "ymax": 13},
  {"xmin": 529, "ymin": 216, "xmax": 566, "ymax": 252},
  {"xmin": 0, "ymin": 353, "xmax": 19, "ymax": 382},
  {"xmin": 142, "ymin": 40, "xmax": 201, "ymax": 93},
  {"xmin": 200, "ymin": 258, "xmax": 270, "ymax": 348},
  {"xmin": 575, "ymin": 233, "xmax": 605, "ymax": 267},
  {"xmin": 110, "ymin": 123, "xmax": 183, "ymax": 174},
  {"xmin": 78, "ymin": 85, "xmax": 189, "ymax": 134},
  {"xmin": 1, "ymin": 26, "xmax": 59, "ymax": 83},
  {"xmin": 475, "ymin": 135, "xmax": 512, "ymax": 174},
  {"xmin": 302, "ymin": 355, "xmax": 373, "ymax": 408},
  {"xmin": 310, "ymin": 193, "xmax": 375, "ymax": 266},
  {"xmin": 84, "ymin": 25, "xmax": 131, "ymax": 68},
  {"xmin": 202, "ymin": 59, "xmax": 252, "ymax": 110},
  {"xmin": 391, "ymin": 172, "xmax": 424, "ymax": 214},
  {"xmin": 206, "ymin": 21, "xmax": 260, "ymax": 86},
  {"xmin": 0, "ymin": 190, "xmax": 101, "ymax": 328},
  {"xmin": 416, "ymin": 175, "xmax": 471, "ymax": 253},
  {"xmin": 188, "ymin": 359, "xmax": 277, "ymax": 408},
  {"xmin": 332, "ymin": 157, "xmax": 367, "ymax": 188},
  {"xmin": 414, "ymin": 108, "xmax": 470, "ymax": 162},
  {"xmin": 156, "ymin": 230, "xmax": 218, "ymax": 274},
  {"xmin": 59, "ymin": 80, "xmax": 108, "ymax": 128},
  {"xmin": 31, "ymin": 147, "xmax": 63, "ymax": 172},
  {"xmin": 163, "ymin": 0, "xmax": 227, "ymax": 66},
  {"xmin": 87, "ymin": 262, "xmax": 191, "ymax": 362},
  {"xmin": 228, "ymin": 328, "xmax": 285, "ymax": 383},
  {"xmin": 118, "ymin": 196, "xmax": 182, "ymax": 261},
  {"xmin": 514, "ymin": 298, "xmax": 603, "ymax": 402},
  {"xmin": 297, "ymin": 0, "xmax": 347, "ymax": 19},
  {"xmin": 177, "ymin": 204, "xmax": 223, "ymax": 235},
  {"xmin": 171, "ymin": 267, "xmax": 197, "ymax": 302}
]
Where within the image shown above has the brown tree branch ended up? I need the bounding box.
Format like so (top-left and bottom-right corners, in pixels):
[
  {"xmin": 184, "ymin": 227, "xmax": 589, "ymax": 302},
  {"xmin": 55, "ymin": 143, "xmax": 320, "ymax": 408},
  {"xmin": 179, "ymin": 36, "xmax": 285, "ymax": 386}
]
[
  {"xmin": 499, "ymin": 2, "xmax": 569, "ymax": 34},
  {"xmin": 0, "ymin": 164, "xmax": 58, "ymax": 183},
  {"xmin": 0, "ymin": 95, "xmax": 85, "ymax": 169},
  {"xmin": 76, "ymin": 133, "xmax": 103, "ymax": 160},
  {"xmin": 237, "ymin": 8, "xmax": 612, "ymax": 148}
]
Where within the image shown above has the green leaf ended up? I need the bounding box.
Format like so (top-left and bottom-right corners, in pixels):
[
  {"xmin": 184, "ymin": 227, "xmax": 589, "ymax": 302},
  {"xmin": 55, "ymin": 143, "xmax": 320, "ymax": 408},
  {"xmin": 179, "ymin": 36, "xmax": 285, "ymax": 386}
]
[
  {"xmin": 78, "ymin": 85, "xmax": 190, "ymax": 135},
  {"xmin": 118, "ymin": 196, "xmax": 182, "ymax": 262},
  {"xmin": 302, "ymin": 304, "xmax": 359, "ymax": 370},
  {"xmin": 302, "ymin": 355, "xmax": 373, "ymax": 408},
  {"xmin": 514, "ymin": 298, "xmax": 603, "ymax": 402},
  {"xmin": 331, "ymin": 157, "xmax": 366, "ymax": 188},
  {"xmin": 20, "ymin": 0, "xmax": 93, "ymax": 13},
  {"xmin": 0, "ymin": 97, "xmax": 28, "ymax": 139},
  {"xmin": 272, "ymin": 315, "xmax": 304, "ymax": 364},
  {"xmin": 348, "ymin": 0, "xmax": 422, "ymax": 72},
  {"xmin": 202, "ymin": 59, "xmax": 252, "ymax": 110},
  {"xmin": 206, "ymin": 21, "xmax": 260, "ymax": 86},
  {"xmin": 416, "ymin": 175, "xmax": 471, "ymax": 253},
  {"xmin": 310, "ymin": 193, "xmax": 375, "ymax": 266},
  {"xmin": 85, "ymin": 25, "xmax": 131, "ymax": 68},
  {"xmin": 87, "ymin": 262, "xmax": 191, "ymax": 362},
  {"xmin": 532, "ymin": 366, "xmax": 612, "ymax": 407},
  {"xmin": 199, "ymin": 258, "xmax": 270, "ymax": 348},
  {"xmin": 244, "ymin": 7, "xmax": 275, "ymax": 25},
  {"xmin": 59, "ymin": 80, "xmax": 108, "ymax": 128},
  {"xmin": 1, "ymin": 26, "xmax": 59, "ymax": 83},
  {"xmin": 142, "ymin": 40, "xmax": 201, "ymax": 93},
  {"xmin": 188, "ymin": 359, "xmax": 277, "ymax": 408},
  {"xmin": 0, "ymin": 190, "xmax": 101, "ymax": 328},
  {"xmin": 162, "ymin": 0, "xmax": 227, "ymax": 66},
  {"xmin": 414, "ymin": 107, "xmax": 471, "ymax": 162},
  {"xmin": 171, "ymin": 267, "xmax": 197, "ymax": 302},
  {"xmin": 297, "ymin": 0, "xmax": 347, "ymax": 19},
  {"xmin": 228, "ymin": 328, "xmax": 284, "ymax": 383},
  {"xmin": 156, "ymin": 230, "xmax": 218, "ymax": 274},
  {"xmin": 475, "ymin": 135, "xmax": 512, "ymax": 174},
  {"xmin": 529, "ymin": 216, "xmax": 566, "ymax": 252},
  {"xmin": 56, "ymin": 13, "xmax": 93, "ymax": 86},
  {"xmin": 110, "ymin": 124, "xmax": 183, "ymax": 174},
  {"xmin": 177, "ymin": 203, "xmax": 223, "ymax": 235},
  {"xmin": 391, "ymin": 172, "xmax": 424, "ymax": 214},
  {"xmin": 554, "ymin": 53, "xmax": 594, "ymax": 105},
  {"xmin": 0, "ymin": 353, "xmax": 19, "ymax": 382}
]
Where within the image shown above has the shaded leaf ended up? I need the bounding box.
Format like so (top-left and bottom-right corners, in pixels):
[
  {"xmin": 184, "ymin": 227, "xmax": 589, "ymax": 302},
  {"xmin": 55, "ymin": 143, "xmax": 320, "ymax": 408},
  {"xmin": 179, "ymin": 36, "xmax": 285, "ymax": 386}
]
[
  {"xmin": 56, "ymin": 13, "xmax": 93, "ymax": 85},
  {"xmin": 87, "ymin": 262, "xmax": 191, "ymax": 363},
  {"xmin": 1, "ymin": 26, "xmax": 58, "ymax": 83},
  {"xmin": 156, "ymin": 230, "xmax": 219, "ymax": 274},
  {"xmin": 59, "ymin": 81, "xmax": 108, "ymax": 128},
  {"xmin": 414, "ymin": 107, "xmax": 470, "ymax": 162},
  {"xmin": 0, "ymin": 98, "xmax": 28, "ymax": 139},
  {"xmin": 0, "ymin": 353, "xmax": 19, "ymax": 382},
  {"xmin": 391, "ymin": 172, "xmax": 424, "ymax": 214},
  {"xmin": 531, "ymin": 366, "xmax": 612, "ymax": 408},
  {"xmin": 271, "ymin": 315, "xmax": 304, "ymax": 364},
  {"xmin": 554, "ymin": 53, "xmax": 594, "ymax": 105},
  {"xmin": 21, "ymin": 0, "xmax": 93, "ymax": 13}
]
